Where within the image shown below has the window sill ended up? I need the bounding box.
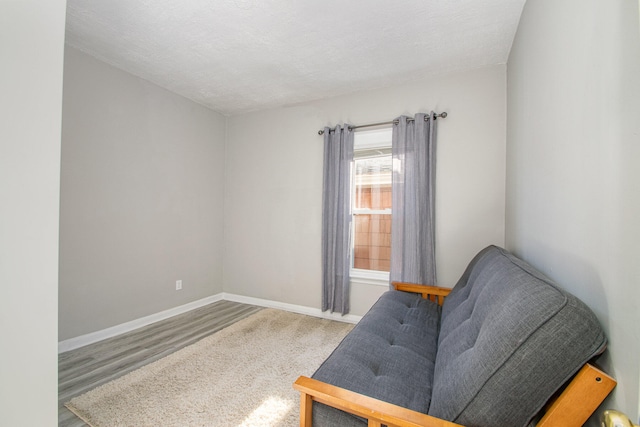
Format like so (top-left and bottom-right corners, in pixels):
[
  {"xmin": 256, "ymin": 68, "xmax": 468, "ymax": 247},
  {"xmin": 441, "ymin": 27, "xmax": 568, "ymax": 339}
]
[{"xmin": 350, "ymin": 269, "xmax": 390, "ymax": 287}]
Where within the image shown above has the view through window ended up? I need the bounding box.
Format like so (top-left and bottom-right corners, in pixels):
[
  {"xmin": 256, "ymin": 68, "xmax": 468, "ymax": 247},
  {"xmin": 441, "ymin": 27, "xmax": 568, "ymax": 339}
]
[{"xmin": 352, "ymin": 128, "xmax": 392, "ymax": 276}]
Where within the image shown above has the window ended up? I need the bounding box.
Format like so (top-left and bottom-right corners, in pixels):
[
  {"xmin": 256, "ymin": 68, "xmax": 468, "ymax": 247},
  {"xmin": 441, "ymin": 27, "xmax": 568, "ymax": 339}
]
[{"xmin": 351, "ymin": 128, "xmax": 392, "ymax": 285}]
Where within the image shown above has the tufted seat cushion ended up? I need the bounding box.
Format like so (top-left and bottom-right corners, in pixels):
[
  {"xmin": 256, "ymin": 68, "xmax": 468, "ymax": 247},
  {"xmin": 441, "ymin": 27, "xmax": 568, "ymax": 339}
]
[
  {"xmin": 312, "ymin": 290, "xmax": 441, "ymax": 426},
  {"xmin": 309, "ymin": 246, "xmax": 607, "ymax": 427}
]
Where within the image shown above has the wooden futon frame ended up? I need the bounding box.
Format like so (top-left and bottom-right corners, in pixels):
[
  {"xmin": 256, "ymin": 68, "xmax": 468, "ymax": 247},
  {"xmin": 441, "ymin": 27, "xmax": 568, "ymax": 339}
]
[{"xmin": 294, "ymin": 282, "xmax": 616, "ymax": 427}]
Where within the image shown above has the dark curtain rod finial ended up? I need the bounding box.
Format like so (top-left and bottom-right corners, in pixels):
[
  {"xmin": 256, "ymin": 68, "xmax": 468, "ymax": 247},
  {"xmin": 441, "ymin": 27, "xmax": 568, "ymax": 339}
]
[{"xmin": 318, "ymin": 111, "xmax": 447, "ymax": 135}]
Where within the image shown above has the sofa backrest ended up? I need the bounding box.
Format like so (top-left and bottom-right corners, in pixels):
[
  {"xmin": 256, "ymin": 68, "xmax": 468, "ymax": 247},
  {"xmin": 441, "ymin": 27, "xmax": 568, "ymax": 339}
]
[{"xmin": 428, "ymin": 246, "xmax": 607, "ymax": 427}]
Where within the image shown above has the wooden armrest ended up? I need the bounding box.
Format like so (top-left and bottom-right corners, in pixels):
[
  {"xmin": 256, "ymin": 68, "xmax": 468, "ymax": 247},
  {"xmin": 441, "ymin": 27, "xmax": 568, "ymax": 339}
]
[
  {"xmin": 392, "ymin": 282, "xmax": 452, "ymax": 306},
  {"xmin": 536, "ymin": 363, "xmax": 616, "ymax": 427},
  {"xmin": 293, "ymin": 376, "xmax": 463, "ymax": 427}
]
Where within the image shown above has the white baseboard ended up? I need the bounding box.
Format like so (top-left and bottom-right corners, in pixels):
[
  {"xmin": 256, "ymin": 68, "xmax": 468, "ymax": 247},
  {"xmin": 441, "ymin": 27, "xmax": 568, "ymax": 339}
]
[
  {"xmin": 58, "ymin": 294, "xmax": 361, "ymax": 353},
  {"xmin": 58, "ymin": 294, "xmax": 224, "ymax": 353},
  {"xmin": 222, "ymin": 293, "xmax": 363, "ymax": 325}
]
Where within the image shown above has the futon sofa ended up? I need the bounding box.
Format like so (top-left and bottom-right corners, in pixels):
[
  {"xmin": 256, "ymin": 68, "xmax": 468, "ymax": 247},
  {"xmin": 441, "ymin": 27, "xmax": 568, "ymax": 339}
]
[{"xmin": 294, "ymin": 245, "xmax": 616, "ymax": 427}]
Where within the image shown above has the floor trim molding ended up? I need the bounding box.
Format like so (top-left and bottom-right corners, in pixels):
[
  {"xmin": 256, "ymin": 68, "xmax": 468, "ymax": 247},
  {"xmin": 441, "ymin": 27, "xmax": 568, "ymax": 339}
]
[
  {"xmin": 58, "ymin": 294, "xmax": 361, "ymax": 353},
  {"xmin": 222, "ymin": 293, "xmax": 363, "ymax": 325},
  {"xmin": 58, "ymin": 294, "xmax": 224, "ymax": 353}
]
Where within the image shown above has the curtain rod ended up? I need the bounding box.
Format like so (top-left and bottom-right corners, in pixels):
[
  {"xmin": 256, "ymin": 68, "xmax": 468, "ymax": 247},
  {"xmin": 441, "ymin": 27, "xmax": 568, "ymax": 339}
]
[{"xmin": 317, "ymin": 112, "xmax": 447, "ymax": 135}]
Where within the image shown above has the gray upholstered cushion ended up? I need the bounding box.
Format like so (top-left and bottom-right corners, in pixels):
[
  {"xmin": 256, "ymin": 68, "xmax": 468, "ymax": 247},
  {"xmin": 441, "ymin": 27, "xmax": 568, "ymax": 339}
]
[
  {"xmin": 309, "ymin": 246, "xmax": 606, "ymax": 427},
  {"xmin": 429, "ymin": 246, "xmax": 607, "ymax": 427},
  {"xmin": 312, "ymin": 290, "xmax": 441, "ymax": 426}
]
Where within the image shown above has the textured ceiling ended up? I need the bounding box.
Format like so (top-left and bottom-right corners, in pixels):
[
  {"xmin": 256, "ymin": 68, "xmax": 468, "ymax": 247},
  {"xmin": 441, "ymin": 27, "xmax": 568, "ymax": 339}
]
[{"xmin": 65, "ymin": 0, "xmax": 526, "ymax": 115}]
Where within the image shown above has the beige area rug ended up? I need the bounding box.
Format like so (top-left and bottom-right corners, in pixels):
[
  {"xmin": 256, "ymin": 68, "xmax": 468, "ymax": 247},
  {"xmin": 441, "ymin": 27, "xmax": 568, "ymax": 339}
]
[{"xmin": 66, "ymin": 309, "xmax": 354, "ymax": 427}]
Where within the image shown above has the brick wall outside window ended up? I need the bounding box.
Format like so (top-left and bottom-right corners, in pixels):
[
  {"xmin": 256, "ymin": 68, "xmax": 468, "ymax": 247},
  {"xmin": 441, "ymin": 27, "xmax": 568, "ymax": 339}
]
[{"xmin": 353, "ymin": 185, "xmax": 392, "ymax": 272}]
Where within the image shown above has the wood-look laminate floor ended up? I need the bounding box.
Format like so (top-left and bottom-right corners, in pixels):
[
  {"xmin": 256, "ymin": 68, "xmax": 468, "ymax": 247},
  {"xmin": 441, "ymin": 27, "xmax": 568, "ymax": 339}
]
[{"xmin": 58, "ymin": 300, "xmax": 262, "ymax": 427}]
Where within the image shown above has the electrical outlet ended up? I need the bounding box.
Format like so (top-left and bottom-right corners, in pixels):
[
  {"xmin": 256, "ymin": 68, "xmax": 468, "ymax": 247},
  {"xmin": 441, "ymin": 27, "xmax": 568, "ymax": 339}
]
[{"xmin": 176, "ymin": 280, "xmax": 182, "ymax": 290}]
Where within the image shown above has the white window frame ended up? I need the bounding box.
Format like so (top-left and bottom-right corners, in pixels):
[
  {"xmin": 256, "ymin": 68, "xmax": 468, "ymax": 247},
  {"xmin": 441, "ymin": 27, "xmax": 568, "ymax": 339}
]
[{"xmin": 350, "ymin": 127, "xmax": 393, "ymax": 287}]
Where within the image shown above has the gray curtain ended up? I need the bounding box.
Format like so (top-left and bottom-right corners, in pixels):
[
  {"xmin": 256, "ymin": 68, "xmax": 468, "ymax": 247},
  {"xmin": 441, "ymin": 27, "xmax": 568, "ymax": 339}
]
[
  {"xmin": 321, "ymin": 124, "xmax": 354, "ymax": 314},
  {"xmin": 390, "ymin": 112, "xmax": 437, "ymax": 285}
]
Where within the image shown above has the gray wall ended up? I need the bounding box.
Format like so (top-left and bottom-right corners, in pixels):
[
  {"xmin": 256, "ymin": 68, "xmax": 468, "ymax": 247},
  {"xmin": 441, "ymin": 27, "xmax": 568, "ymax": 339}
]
[
  {"xmin": 506, "ymin": 0, "xmax": 640, "ymax": 422},
  {"xmin": 0, "ymin": 0, "xmax": 66, "ymax": 424},
  {"xmin": 59, "ymin": 55, "xmax": 507, "ymax": 338},
  {"xmin": 225, "ymin": 65, "xmax": 507, "ymax": 316},
  {"xmin": 59, "ymin": 47, "xmax": 227, "ymax": 340}
]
